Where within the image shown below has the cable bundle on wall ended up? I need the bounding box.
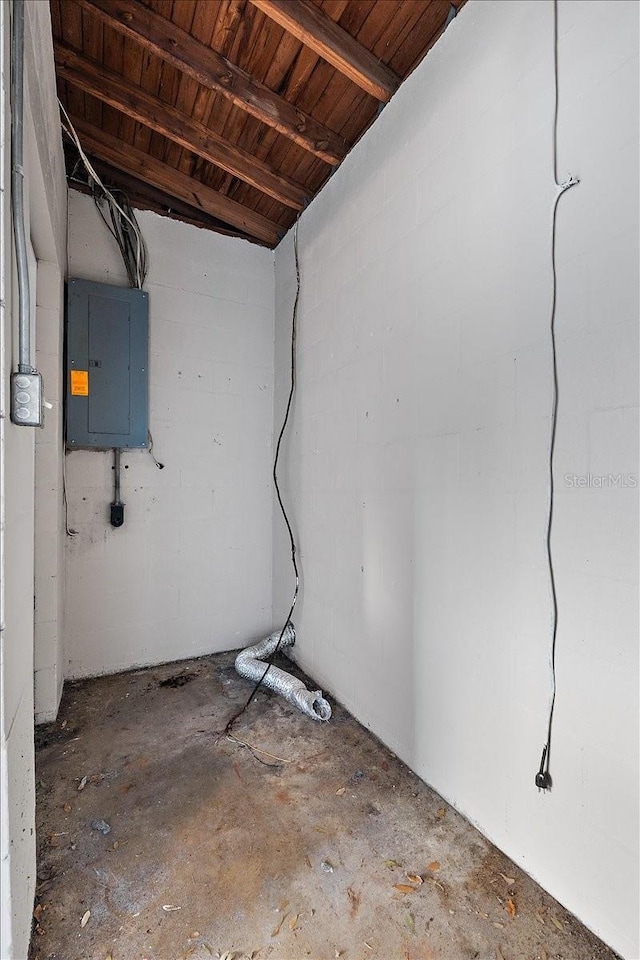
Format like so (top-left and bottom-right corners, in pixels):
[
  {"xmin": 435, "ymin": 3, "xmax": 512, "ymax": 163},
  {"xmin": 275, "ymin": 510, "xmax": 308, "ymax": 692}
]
[
  {"xmin": 59, "ymin": 101, "xmax": 148, "ymax": 289},
  {"xmin": 59, "ymin": 102, "xmax": 153, "ymax": 530},
  {"xmin": 93, "ymin": 187, "xmax": 146, "ymax": 290}
]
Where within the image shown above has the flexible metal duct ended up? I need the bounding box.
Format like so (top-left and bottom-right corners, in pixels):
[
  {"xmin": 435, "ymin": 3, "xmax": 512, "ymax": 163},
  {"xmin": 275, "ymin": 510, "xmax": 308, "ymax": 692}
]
[{"xmin": 235, "ymin": 625, "xmax": 331, "ymax": 721}]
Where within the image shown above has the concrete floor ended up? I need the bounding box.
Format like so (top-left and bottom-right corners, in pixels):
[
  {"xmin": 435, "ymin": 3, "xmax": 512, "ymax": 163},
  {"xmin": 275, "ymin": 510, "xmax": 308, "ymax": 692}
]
[{"xmin": 31, "ymin": 652, "xmax": 619, "ymax": 960}]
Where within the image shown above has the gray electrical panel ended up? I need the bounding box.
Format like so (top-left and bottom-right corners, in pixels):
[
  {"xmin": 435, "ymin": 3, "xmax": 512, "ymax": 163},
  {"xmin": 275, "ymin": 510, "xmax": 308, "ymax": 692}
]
[{"xmin": 66, "ymin": 278, "xmax": 148, "ymax": 449}]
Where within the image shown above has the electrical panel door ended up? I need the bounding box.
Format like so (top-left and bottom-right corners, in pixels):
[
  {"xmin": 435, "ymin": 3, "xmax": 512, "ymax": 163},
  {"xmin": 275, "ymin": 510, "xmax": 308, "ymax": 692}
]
[{"xmin": 66, "ymin": 278, "xmax": 148, "ymax": 449}]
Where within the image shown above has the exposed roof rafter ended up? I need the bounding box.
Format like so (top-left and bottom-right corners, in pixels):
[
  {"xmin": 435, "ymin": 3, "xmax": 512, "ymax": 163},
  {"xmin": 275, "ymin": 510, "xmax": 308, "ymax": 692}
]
[
  {"xmin": 53, "ymin": 0, "xmax": 467, "ymax": 247},
  {"xmin": 68, "ymin": 115, "xmax": 282, "ymax": 246},
  {"xmin": 249, "ymin": 0, "xmax": 401, "ymax": 102},
  {"xmin": 66, "ymin": 148, "xmax": 256, "ymax": 241},
  {"xmin": 55, "ymin": 41, "xmax": 307, "ymax": 211},
  {"xmin": 74, "ymin": 0, "xmax": 347, "ymax": 164}
]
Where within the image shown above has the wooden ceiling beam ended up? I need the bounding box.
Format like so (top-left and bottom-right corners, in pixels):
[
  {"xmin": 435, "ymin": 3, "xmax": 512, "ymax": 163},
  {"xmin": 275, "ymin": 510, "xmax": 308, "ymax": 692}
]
[
  {"xmin": 66, "ymin": 151, "xmax": 255, "ymax": 242},
  {"xmin": 74, "ymin": 0, "xmax": 347, "ymax": 165},
  {"xmin": 55, "ymin": 41, "xmax": 307, "ymax": 211},
  {"xmin": 248, "ymin": 0, "xmax": 400, "ymax": 102},
  {"xmin": 66, "ymin": 116, "xmax": 283, "ymax": 247}
]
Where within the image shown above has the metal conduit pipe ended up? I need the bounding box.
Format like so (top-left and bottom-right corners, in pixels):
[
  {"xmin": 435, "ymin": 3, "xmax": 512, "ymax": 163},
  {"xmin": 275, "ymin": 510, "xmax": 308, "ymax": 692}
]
[
  {"xmin": 235, "ymin": 625, "xmax": 331, "ymax": 722},
  {"xmin": 11, "ymin": 0, "xmax": 32, "ymax": 374}
]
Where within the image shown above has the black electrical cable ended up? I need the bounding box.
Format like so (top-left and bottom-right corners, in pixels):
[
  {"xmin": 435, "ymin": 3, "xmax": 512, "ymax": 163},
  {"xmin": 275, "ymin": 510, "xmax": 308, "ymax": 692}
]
[
  {"xmin": 225, "ymin": 219, "xmax": 301, "ymax": 739},
  {"xmin": 147, "ymin": 430, "xmax": 165, "ymax": 470},
  {"xmin": 536, "ymin": 0, "xmax": 579, "ymax": 792}
]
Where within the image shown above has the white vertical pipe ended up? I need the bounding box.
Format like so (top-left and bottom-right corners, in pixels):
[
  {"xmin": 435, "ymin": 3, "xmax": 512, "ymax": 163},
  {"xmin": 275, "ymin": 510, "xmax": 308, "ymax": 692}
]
[{"xmin": 11, "ymin": 0, "xmax": 32, "ymax": 374}]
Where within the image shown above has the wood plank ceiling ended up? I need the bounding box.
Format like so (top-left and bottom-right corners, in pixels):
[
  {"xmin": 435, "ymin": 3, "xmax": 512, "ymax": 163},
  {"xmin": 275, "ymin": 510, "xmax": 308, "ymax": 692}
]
[{"xmin": 52, "ymin": 0, "xmax": 466, "ymax": 247}]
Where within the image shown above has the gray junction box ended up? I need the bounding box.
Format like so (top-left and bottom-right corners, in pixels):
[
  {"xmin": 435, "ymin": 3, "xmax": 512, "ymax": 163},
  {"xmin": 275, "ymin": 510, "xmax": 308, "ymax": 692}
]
[{"xmin": 66, "ymin": 278, "xmax": 148, "ymax": 449}]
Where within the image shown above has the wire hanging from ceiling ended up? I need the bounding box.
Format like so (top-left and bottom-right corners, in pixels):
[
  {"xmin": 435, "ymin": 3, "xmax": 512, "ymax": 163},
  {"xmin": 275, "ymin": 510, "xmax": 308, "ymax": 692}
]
[
  {"xmin": 59, "ymin": 100, "xmax": 156, "ymax": 532},
  {"xmin": 58, "ymin": 100, "xmax": 148, "ymax": 289},
  {"xmin": 536, "ymin": 0, "xmax": 579, "ymax": 792},
  {"xmin": 224, "ymin": 219, "xmax": 302, "ymax": 745}
]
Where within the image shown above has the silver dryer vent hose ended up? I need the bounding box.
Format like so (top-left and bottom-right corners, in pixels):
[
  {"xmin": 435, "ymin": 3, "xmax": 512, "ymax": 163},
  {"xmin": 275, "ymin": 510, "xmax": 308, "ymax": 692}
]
[{"xmin": 234, "ymin": 625, "xmax": 331, "ymax": 722}]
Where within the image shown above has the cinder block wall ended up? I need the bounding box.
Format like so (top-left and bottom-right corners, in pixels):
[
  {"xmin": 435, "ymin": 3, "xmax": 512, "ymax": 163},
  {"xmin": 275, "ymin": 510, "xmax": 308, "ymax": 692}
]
[
  {"xmin": 64, "ymin": 193, "xmax": 275, "ymax": 678},
  {"xmin": 34, "ymin": 260, "xmax": 66, "ymax": 723},
  {"xmin": 1, "ymin": 2, "xmax": 67, "ymax": 954},
  {"xmin": 273, "ymin": 1, "xmax": 639, "ymax": 955}
]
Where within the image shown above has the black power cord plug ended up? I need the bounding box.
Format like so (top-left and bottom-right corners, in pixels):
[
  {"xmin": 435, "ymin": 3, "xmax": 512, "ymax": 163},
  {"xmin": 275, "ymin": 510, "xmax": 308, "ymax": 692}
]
[
  {"xmin": 110, "ymin": 501, "xmax": 124, "ymax": 527},
  {"xmin": 535, "ymin": 746, "xmax": 552, "ymax": 791},
  {"xmin": 110, "ymin": 448, "xmax": 125, "ymax": 528}
]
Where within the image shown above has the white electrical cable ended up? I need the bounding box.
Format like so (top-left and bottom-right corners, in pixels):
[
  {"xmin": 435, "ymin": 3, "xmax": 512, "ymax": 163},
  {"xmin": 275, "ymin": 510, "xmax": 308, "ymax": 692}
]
[
  {"xmin": 59, "ymin": 100, "xmax": 152, "ymax": 530},
  {"xmin": 58, "ymin": 100, "xmax": 148, "ymax": 288},
  {"xmin": 536, "ymin": 0, "xmax": 579, "ymax": 792}
]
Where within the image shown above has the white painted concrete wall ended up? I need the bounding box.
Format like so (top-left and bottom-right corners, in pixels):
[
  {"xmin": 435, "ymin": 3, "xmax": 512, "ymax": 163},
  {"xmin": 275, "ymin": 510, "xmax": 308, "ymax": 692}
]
[
  {"xmin": 65, "ymin": 192, "xmax": 274, "ymax": 678},
  {"xmin": 34, "ymin": 258, "xmax": 66, "ymax": 724},
  {"xmin": 0, "ymin": 2, "xmax": 67, "ymax": 956},
  {"xmin": 273, "ymin": 1, "xmax": 639, "ymax": 956},
  {"xmin": 25, "ymin": 0, "xmax": 68, "ymax": 726}
]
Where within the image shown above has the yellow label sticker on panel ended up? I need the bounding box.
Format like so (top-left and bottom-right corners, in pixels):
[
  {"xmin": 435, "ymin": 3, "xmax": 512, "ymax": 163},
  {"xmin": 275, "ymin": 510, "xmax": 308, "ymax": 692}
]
[{"xmin": 70, "ymin": 370, "xmax": 89, "ymax": 396}]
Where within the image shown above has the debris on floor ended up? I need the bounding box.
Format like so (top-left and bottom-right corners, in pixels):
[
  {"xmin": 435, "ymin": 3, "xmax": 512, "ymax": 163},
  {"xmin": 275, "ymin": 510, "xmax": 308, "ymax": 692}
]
[
  {"xmin": 30, "ymin": 652, "xmax": 621, "ymax": 960},
  {"xmin": 90, "ymin": 819, "xmax": 111, "ymax": 835},
  {"xmin": 159, "ymin": 672, "xmax": 195, "ymax": 689}
]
